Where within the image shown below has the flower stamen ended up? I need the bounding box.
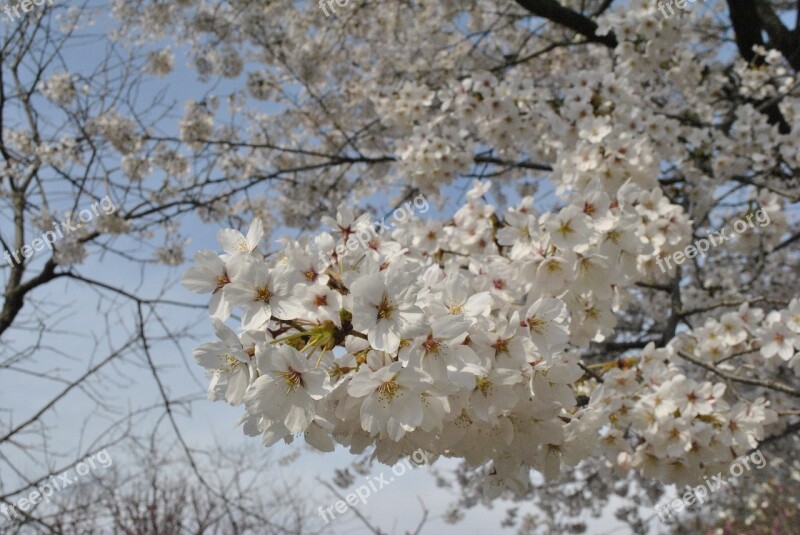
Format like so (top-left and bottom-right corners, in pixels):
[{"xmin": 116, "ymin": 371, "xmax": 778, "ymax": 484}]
[
  {"xmin": 377, "ymin": 294, "xmax": 395, "ymax": 320},
  {"xmin": 256, "ymin": 285, "xmax": 272, "ymax": 302}
]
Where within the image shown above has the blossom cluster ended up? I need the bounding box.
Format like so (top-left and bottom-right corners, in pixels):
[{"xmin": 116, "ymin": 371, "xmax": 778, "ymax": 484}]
[
  {"xmin": 593, "ymin": 343, "xmax": 776, "ymax": 486},
  {"xmin": 184, "ymin": 172, "xmax": 799, "ymax": 495},
  {"xmin": 591, "ymin": 300, "xmax": 800, "ymax": 486},
  {"xmin": 672, "ymin": 300, "xmax": 800, "ymax": 374},
  {"xmin": 38, "ymin": 72, "xmax": 76, "ymax": 106},
  {"xmin": 183, "ymin": 179, "xmax": 672, "ymax": 492}
]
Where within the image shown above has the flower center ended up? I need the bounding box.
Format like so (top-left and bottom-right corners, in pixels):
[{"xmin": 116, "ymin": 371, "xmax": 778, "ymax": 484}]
[
  {"xmin": 214, "ymin": 272, "xmax": 230, "ymax": 293},
  {"xmin": 448, "ymin": 304, "xmax": 463, "ymax": 315},
  {"xmin": 280, "ymin": 369, "xmax": 303, "ymax": 392},
  {"xmin": 454, "ymin": 409, "xmax": 472, "ymax": 429},
  {"xmin": 422, "ymin": 336, "xmax": 441, "ymax": 355},
  {"xmin": 218, "ymin": 354, "xmax": 239, "ymax": 372},
  {"xmin": 377, "ymin": 379, "xmax": 400, "ymax": 401},
  {"xmin": 475, "ymin": 376, "xmax": 493, "ymax": 396},
  {"xmin": 256, "ymin": 285, "xmax": 272, "ymax": 302},
  {"xmin": 527, "ymin": 316, "xmax": 548, "ymax": 333},
  {"xmin": 492, "ymin": 338, "xmax": 509, "ymax": 355},
  {"xmin": 377, "ymin": 295, "xmax": 395, "ymax": 320}
]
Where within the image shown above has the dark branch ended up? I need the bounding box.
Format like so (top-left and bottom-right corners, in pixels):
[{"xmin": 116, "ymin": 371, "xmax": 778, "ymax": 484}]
[{"xmin": 513, "ymin": 0, "xmax": 618, "ymax": 48}]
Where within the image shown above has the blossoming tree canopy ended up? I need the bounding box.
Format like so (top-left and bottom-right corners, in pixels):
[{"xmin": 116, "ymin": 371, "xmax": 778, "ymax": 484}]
[
  {"xmin": 169, "ymin": 0, "xmax": 800, "ymax": 496},
  {"xmin": 183, "ymin": 180, "xmax": 796, "ymax": 494}
]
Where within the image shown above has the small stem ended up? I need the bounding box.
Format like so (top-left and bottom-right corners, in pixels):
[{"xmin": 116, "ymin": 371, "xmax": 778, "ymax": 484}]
[{"xmin": 288, "ymin": 320, "xmax": 308, "ymax": 332}]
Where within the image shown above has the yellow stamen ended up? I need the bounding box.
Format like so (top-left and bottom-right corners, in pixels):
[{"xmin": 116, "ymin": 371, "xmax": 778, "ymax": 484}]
[
  {"xmin": 377, "ymin": 295, "xmax": 395, "ymax": 320},
  {"xmin": 280, "ymin": 369, "xmax": 303, "ymax": 393},
  {"xmin": 256, "ymin": 285, "xmax": 272, "ymax": 302}
]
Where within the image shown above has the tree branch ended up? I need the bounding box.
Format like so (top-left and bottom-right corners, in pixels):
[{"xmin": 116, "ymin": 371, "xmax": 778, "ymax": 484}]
[
  {"xmin": 513, "ymin": 0, "xmax": 618, "ymax": 48},
  {"xmin": 677, "ymin": 350, "xmax": 800, "ymax": 398}
]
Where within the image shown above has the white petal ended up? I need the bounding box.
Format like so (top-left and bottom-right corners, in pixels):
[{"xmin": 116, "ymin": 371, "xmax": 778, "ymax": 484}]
[
  {"xmin": 217, "ymin": 229, "xmax": 248, "ymax": 255},
  {"xmin": 304, "ymin": 421, "xmax": 334, "ymax": 452},
  {"xmin": 246, "ymin": 218, "xmax": 264, "ymax": 250},
  {"xmin": 284, "ymin": 393, "xmax": 315, "ymax": 433},
  {"xmin": 370, "ymin": 319, "xmax": 400, "ymax": 353},
  {"xmin": 348, "ymin": 371, "xmax": 382, "ymax": 397}
]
